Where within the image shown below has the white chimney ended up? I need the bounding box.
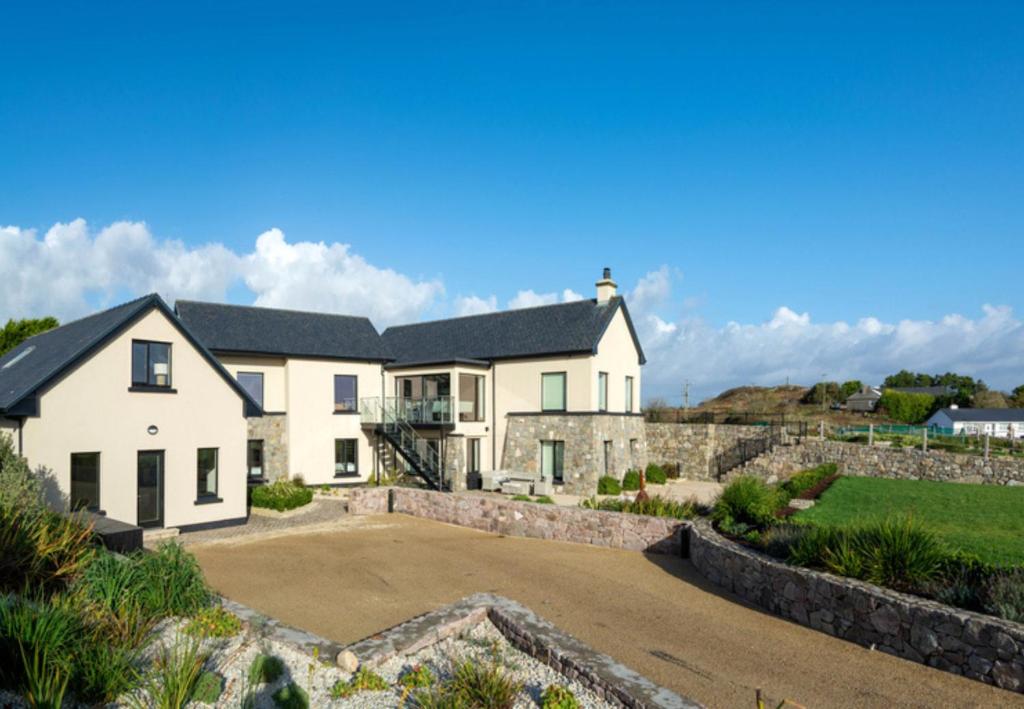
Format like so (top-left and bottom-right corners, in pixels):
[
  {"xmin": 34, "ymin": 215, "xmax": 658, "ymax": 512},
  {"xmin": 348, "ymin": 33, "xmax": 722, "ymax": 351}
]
[
  {"xmin": 596, "ymin": 267, "xmax": 617, "ymax": 303},
  {"xmin": 950, "ymin": 404, "xmax": 959, "ymax": 410}
]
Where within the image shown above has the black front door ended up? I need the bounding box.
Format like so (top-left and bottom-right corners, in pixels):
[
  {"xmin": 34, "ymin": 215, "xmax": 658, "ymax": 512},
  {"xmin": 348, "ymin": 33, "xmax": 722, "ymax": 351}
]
[{"xmin": 137, "ymin": 450, "xmax": 164, "ymax": 528}]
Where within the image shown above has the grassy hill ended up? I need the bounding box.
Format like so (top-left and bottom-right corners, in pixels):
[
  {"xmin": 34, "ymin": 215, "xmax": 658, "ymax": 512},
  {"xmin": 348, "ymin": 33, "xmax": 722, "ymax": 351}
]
[{"xmin": 663, "ymin": 385, "xmax": 897, "ymax": 426}]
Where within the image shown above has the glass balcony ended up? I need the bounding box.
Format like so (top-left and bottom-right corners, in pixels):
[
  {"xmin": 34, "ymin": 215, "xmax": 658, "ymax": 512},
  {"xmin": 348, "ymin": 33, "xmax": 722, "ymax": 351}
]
[{"xmin": 359, "ymin": 396, "xmax": 455, "ymax": 425}]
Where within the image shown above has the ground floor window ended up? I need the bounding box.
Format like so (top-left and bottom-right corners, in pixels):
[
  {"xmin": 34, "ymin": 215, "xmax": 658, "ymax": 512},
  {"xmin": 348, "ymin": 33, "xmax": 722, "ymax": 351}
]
[
  {"xmin": 197, "ymin": 448, "xmax": 219, "ymax": 499},
  {"xmin": 467, "ymin": 438, "xmax": 481, "ymax": 473},
  {"xmin": 247, "ymin": 440, "xmax": 264, "ymax": 479},
  {"xmin": 541, "ymin": 440, "xmax": 565, "ymax": 484},
  {"xmin": 335, "ymin": 438, "xmax": 358, "ymax": 476},
  {"xmin": 70, "ymin": 452, "xmax": 100, "ymax": 511},
  {"xmin": 603, "ymin": 440, "xmax": 613, "ymax": 475}
]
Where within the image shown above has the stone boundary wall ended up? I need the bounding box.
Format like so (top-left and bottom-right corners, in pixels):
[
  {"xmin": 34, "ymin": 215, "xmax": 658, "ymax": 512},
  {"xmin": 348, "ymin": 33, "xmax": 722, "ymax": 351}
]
[
  {"xmin": 350, "ymin": 487, "xmax": 1024, "ymax": 692},
  {"xmin": 688, "ymin": 520, "xmax": 1024, "ymax": 692},
  {"xmin": 644, "ymin": 423, "xmax": 769, "ymax": 481},
  {"xmin": 739, "ymin": 439, "xmax": 1024, "ymax": 485},
  {"xmin": 348, "ymin": 488, "xmax": 683, "ymax": 554}
]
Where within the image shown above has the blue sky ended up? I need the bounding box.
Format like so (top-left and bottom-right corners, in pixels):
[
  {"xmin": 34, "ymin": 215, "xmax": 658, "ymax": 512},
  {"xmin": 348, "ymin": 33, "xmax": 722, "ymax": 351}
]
[{"xmin": 2, "ymin": 2, "xmax": 1023, "ymax": 400}]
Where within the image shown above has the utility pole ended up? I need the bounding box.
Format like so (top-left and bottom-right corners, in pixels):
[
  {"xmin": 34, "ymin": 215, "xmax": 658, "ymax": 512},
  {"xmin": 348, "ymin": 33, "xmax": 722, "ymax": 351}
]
[
  {"xmin": 683, "ymin": 380, "xmax": 690, "ymax": 411},
  {"xmin": 820, "ymin": 372, "xmax": 828, "ymax": 412}
]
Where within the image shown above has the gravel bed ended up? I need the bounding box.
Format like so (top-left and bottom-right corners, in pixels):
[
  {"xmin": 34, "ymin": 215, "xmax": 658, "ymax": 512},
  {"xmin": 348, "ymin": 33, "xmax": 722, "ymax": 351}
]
[{"xmin": 131, "ymin": 615, "xmax": 614, "ymax": 708}]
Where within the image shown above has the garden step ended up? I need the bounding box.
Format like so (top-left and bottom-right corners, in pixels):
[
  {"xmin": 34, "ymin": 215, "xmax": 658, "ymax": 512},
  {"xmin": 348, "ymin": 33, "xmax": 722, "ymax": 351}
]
[{"xmin": 143, "ymin": 527, "xmax": 180, "ymax": 543}]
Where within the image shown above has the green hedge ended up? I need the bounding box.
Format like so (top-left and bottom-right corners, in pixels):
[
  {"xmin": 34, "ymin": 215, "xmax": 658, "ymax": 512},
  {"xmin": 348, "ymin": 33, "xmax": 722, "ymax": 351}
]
[
  {"xmin": 644, "ymin": 463, "xmax": 667, "ymax": 485},
  {"xmin": 250, "ymin": 480, "xmax": 313, "ymax": 512},
  {"xmin": 597, "ymin": 476, "xmax": 621, "ymax": 495},
  {"xmin": 621, "ymin": 470, "xmax": 641, "ymax": 491}
]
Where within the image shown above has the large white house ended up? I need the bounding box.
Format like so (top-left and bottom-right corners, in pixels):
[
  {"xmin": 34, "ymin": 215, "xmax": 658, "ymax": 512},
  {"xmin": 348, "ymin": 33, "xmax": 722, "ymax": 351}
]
[
  {"xmin": 0, "ymin": 269, "xmax": 645, "ymax": 531},
  {"xmin": 926, "ymin": 407, "xmax": 1024, "ymax": 439}
]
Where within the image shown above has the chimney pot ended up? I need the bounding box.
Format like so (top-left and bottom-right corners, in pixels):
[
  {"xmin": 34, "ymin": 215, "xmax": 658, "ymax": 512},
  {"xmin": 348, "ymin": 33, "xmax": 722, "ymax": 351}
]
[{"xmin": 603, "ymin": 267, "xmax": 611, "ymax": 279}]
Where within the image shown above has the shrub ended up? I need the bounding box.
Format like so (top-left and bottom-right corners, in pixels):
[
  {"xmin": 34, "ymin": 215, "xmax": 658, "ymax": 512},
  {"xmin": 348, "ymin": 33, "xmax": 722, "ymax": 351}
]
[
  {"xmin": 622, "ymin": 470, "xmax": 641, "ymax": 491},
  {"xmin": 713, "ymin": 476, "xmax": 784, "ymax": 529},
  {"xmin": 249, "ymin": 653, "xmax": 286, "ymax": 684},
  {"xmin": 71, "ymin": 629, "xmax": 144, "ymax": 704},
  {"xmin": 596, "ymin": 476, "xmax": 621, "ymax": 495},
  {"xmin": 662, "ymin": 462, "xmax": 680, "ymax": 479},
  {"xmin": 759, "ymin": 524, "xmax": 809, "ymax": 560},
  {"xmin": 0, "ymin": 433, "xmax": 44, "ymax": 511},
  {"xmin": 856, "ymin": 516, "xmax": 945, "ymax": 591},
  {"xmin": 587, "ymin": 495, "xmax": 700, "ymax": 520},
  {"xmin": 779, "ymin": 464, "xmax": 838, "ymax": 499},
  {"xmin": 533, "ymin": 495, "xmax": 555, "ymax": 505},
  {"xmin": 448, "ymin": 661, "xmax": 522, "ymax": 709},
  {"xmin": 136, "ymin": 541, "xmax": 211, "ymax": 617},
  {"xmin": 541, "ymin": 684, "xmax": 580, "ymax": 709},
  {"xmin": 184, "ymin": 605, "xmax": 242, "ymax": 638},
  {"xmin": 984, "ymin": 568, "xmax": 1024, "ymax": 622},
  {"xmin": 0, "ymin": 505, "xmax": 95, "ymax": 595},
  {"xmin": 400, "ymin": 664, "xmax": 435, "ymax": 690},
  {"xmin": 132, "ymin": 636, "xmax": 207, "ymax": 709},
  {"xmin": 412, "ymin": 686, "xmax": 465, "ymax": 709},
  {"xmin": 644, "ymin": 464, "xmax": 667, "ymax": 485},
  {"xmin": 273, "ymin": 681, "xmax": 310, "ymax": 709},
  {"xmin": 331, "ymin": 668, "xmax": 389, "ymax": 698},
  {"xmin": 510, "ymin": 494, "xmax": 532, "ymax": 502},
  {"xmin": 0, "ymin": 593, "xmax": 79, "ymax": 707},
  {"xmin": 878, "ymin": 390, "xmax": 935, "ymax": 424},
  {"xmin": 191, "ymin": 670, "xmax": 223, "ymax": 704},
  {"xmin": 251, "ymin": 480, "xmax": 314, "ymax": 512}
]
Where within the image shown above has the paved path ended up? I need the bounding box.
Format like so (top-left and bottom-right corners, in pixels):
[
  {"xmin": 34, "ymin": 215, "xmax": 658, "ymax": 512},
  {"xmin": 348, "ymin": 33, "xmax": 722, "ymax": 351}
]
[
  {"xmin": 191, "ymin": 514, "xmax": 1021, "ymax": 708},
  {"xmin": 176, "ymin": 497, "xmax": 349, "ymax": 546}
]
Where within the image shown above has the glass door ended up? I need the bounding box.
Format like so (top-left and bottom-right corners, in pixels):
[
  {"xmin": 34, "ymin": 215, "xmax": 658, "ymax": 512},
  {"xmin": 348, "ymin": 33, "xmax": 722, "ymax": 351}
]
[{"xmin": 137, "ymin": 450, "xmax": 164, "ymax": 528}]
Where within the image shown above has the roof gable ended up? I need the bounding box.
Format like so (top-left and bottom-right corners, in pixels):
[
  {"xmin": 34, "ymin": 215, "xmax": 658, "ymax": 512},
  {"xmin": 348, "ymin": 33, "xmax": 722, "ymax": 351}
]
[
  {"xmin": 934, "ymin": 407, "xmax": 1024, "ymax": 423},
  {"xmin": 382, "ymin": 297, "xmax": 645, "ymax": 365},
  {"xmin": 175, "ymin": 301, "xmax": 391, "ymax": 362},
  {"xmin": 0, "ymin": 295, "xmax": 260, "ymax": 416}
]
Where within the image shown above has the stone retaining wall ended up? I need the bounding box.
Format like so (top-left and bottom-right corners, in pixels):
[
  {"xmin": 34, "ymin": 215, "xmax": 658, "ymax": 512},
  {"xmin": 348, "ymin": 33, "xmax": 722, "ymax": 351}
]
[
  {"xmin": 688, "ymin": 520, "xmax": 1024, "ymax": 692},
  {"xmin": 739, "ymin": 439, "xmax": 1024, "ymax": 485},
  {"xmin": 348, "ymin": 487, "xmax": 683, "ymax": 554},
  {"xmin": 349, "ymin": 487, "xmax": 1024, "ymax": 692},
  {"xmin": 247, "ymin": 413, "xmax": 288, "ymax": 481},
  {"xmin": 644, "ymin": 423, "xmax": 768, "ymax": 481}
]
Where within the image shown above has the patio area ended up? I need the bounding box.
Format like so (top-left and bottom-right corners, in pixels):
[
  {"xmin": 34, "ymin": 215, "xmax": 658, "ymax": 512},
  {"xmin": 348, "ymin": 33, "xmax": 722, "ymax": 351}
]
[{"xmin": 190, "ymin": 513, "xmax": 1019, "ymax": 708}]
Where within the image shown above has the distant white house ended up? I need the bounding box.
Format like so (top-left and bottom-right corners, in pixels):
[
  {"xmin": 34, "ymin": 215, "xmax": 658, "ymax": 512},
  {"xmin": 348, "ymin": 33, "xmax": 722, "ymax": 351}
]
[{"xmin": 926, "ymin": 407, "xmax": 1024, "ymax": 439}]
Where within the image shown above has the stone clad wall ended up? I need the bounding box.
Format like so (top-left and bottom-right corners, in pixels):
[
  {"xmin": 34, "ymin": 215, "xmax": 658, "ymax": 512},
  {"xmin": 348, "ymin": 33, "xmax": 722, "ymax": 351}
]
[
  {"xmin": 644, "ymin": 423, "xmax": 769, "ymax": 481},
  {"xmin": 502, "ymin": 414, "xmax": 647, "ymax": 495},
  {"xmin": 247, "ymin": 413, "xmax": 288, "ymax": 481},
  {"xmin": 739, "ymin": 440, "xmax": 1024, "ymax": 485},
  {"xmin": 688, "ymin": 520, "xmax": 1024, "ymax": 692},
  {"xmin": 348, "ymin": 487, "xmax": 682, "ymax": 554}
]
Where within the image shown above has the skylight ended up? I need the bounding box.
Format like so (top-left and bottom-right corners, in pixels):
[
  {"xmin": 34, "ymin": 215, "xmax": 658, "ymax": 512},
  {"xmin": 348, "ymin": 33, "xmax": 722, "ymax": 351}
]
[{"xmin": 2, "ymin": 346, "xmax": 35, "ymax": 370}]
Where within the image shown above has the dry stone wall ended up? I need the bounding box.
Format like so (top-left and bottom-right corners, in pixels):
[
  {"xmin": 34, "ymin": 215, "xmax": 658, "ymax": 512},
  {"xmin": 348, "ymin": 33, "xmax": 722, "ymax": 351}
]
[
  {"xmin": 739, "ymin": 439, "xmax": 1024, "ymax": 485},
  {"xmin": 644, "ymin": 423, "xmax": 768, "ymax": 481},
  {"xmin": 688, "ymin": 520, "xmax": 1024, "ymax": 692},
  {"xmin": 349, "ymin": 487, "xmax": 1024, "ymax": 692},
  {"xmin": 348, "ymin": 487, "xmax": 683, "ymax": 554}
]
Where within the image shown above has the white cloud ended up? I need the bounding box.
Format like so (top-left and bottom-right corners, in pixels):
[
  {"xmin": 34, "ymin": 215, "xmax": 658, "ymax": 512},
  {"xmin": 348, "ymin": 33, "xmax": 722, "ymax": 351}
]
[
  {"xmin": 0, "ymin": 220, "xmax": 442, "ymax": 328},
  {"xmin": 506, "ymin": 287, "xmax": 584, "ymax": 310},
  {"xmin": 453, "ymin": 294, "xmax": 498, "ymax": 316},
  {"xmin": 624, "ymin": 269, "xmax": 1024, "ymax": 403},
  {"xmin": 243, "ymin": 228, "xmax": 443, "ymax": 327}
]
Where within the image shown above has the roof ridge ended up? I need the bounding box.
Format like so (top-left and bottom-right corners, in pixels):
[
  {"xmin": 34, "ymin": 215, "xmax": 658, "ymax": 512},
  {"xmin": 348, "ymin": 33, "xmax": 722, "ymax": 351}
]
[
  {"xmin": 6, "ymin": 293, "xmax": 157, "ymax": 350},
  {"xmin": 175, "ymin": 299, "xmax": 373, "ymax": 322},
  {"xmin": 384, "ymin": 296, "xmax": 606, "ymax": 333}
]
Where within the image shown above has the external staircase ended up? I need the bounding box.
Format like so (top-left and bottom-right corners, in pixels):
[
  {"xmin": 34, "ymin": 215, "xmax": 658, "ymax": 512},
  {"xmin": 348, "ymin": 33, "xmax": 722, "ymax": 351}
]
[
  {"xmin": 361, "ymin": 397, "xmax": 447, "ymax": 491},
  {"xmin": 712, "ymin": 421, "xmax": 808, "ymax": 481}
]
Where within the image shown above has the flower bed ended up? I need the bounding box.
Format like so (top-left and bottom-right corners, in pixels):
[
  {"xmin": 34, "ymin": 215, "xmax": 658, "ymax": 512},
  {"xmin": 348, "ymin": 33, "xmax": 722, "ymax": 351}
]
[{"xmin": 250, "ymin": 479, "xmax": 314, "ymax": 512}]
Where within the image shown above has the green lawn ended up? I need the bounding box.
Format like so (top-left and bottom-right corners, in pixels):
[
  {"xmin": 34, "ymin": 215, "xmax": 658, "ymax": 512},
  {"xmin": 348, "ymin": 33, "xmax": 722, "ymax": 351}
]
[{"xmin": 795, "ymin": 476, "xmax": 1024, "ymax": 565}]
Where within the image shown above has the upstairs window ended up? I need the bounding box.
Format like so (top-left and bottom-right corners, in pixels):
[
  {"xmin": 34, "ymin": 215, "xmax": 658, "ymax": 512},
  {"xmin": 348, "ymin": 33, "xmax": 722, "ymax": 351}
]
[
  {"xmin": 625, "ymin": 376, "xmax": 635, "ymax": 413},
  {"xmin": 132, "ymin": 340, "xmax": 172, "ymax": 388},
  {"xmin": 459, "ymin": 374, "xmax": 485, "ymax": 422},
  {"xmin": 598, "ymin": 372, "xmax": 608, "ymax": 412},
  {"xmin": 238, "ymin": 372, "xmax": 264, "ymax": 408},
  {"xmin": 334, "ymin": 375, "xmax": 357, "ymax": 412},
  {"xmin": 541, "ymin": 372, "xmax": 566, "ymax": 412}
]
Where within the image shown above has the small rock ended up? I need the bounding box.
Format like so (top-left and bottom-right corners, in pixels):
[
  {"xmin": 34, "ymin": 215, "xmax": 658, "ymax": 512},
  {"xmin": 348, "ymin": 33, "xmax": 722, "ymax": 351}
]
[
  {"xmin": 992, "ymin": 661, "xmax": 1024, "ymax": 692},
  {"xmin": 869, "ymin": 605, "xmax": 901, "ymax": 636},
  {"xmin": 336, "ymin": 649, "xmax": 359, "ymax": 672}
]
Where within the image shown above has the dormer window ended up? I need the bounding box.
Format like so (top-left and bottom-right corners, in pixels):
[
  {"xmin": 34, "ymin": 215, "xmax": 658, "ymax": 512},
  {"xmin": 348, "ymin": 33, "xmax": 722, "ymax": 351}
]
[{"xmin": 131, "ymin": 340, "xmax": 172, "ymax": 388}]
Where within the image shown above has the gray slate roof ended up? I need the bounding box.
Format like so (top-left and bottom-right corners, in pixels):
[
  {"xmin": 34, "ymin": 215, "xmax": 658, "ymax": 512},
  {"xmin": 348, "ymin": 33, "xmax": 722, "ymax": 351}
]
[
  {"xmin": 934, "ymin": 408, "xmax": 1024, "ymax": 423},
  {"xmin": 175, "ymin": 301, "xmax": 392, "ymax": 361},
  {"xmin": 381, "ymin": 297, "xmax": 646, "ymax": 366},
  {"xmin": 0, "ymin": 295, "xmax": 260, "ymax": 415}
]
